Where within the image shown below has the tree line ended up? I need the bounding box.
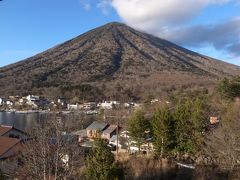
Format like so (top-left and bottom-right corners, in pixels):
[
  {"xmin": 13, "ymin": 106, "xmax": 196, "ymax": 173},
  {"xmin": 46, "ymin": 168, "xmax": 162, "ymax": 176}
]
[{"xmin": 127, "ymin": 97, "xmax": 208, "ymax": 157}]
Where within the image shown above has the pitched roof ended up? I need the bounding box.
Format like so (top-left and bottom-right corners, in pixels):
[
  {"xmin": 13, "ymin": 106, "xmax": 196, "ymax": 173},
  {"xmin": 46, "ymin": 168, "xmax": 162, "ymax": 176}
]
[
  {"xmin": 0, "ymin": 125, "xmax": 26, "ymax": 136},
  {"xmin": 0, "ymin": 125, "xmax": 12, "ymax": 136},
  {"xmin": 103, "ymin": 125, "xmax": 118, "ymax": 134},
  {"xmin": 86, "ymin": 121, "xmax": 108, "ymax": 131},
  {"xmin": 0, "ymin": 136, "xmax": 20, "ymax": 158}
]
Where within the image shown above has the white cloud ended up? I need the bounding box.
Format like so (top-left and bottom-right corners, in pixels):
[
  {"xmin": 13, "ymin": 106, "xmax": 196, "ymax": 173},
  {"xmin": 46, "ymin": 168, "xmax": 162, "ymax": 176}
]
[
  {"xmin": 104, "ymin": 0, "xmax": 240, "ymax": 63},
  {"xmin": 110, "ymin": 0, "xmax": 233, "ymax": 30},
  {"xmin": 80, "ymin": 0, "xmax": 91, "ymax": 11}
]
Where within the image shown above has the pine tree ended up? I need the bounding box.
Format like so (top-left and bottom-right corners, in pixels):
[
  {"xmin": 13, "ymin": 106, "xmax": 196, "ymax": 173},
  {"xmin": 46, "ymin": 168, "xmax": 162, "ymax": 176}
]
[
  {"xmin": 151, "ymin": 107, "xmax": 175, "ymax": 157},
  {"xmin": 217, "ymin": 76, "xmax": 240, "ymax": 99},
  {"xmin": 173, "ymin": 99, "xmax": 193, "ymax": 153},
  {"xmin": 173, "ymin": 98, "xmax": 206, "ymax": 153},
  {"xmin": 85, "ymin": 139, "xmax": 124, "ymax": 180},
  {"xmin": 191, "ymin": 98, "xmax": 206, "ymax": 149},
  {"xmin": 127, "ymin": 110, "xmax": 150, "ymax": 151}
]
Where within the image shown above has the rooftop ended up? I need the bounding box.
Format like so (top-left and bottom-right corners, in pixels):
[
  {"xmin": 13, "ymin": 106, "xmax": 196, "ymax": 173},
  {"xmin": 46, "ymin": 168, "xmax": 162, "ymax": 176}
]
[
  {"xmin": 86, "ymin": 121, "xmax": 109, "ymax": 131},
  {"xmin": 0, "ymin": 125, "xmax": 12, "ymax": 136},
  {"xmin": 103, "ymin": 125, "xmax": 118, "ymax": 134},
  {"xmin": 0, "ymin": 136, "xmax": 20, "ymax": 158},
  {"xmin": 0, "ymin": 125, "xmax": 26, "ymax": 136}
]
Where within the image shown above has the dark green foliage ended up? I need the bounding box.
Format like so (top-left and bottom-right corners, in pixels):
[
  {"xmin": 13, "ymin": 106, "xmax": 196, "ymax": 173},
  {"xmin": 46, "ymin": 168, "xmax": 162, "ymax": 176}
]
[
  {"xmin": 152, "ymin": 107, "xmax": 176, "ymax": 156},
  {"xmin": 85, "ymin": 139, "xmax": 124, "ymax": 180},
  {"xmin": 217, "ymin": 76, "xmax": 240, "ymax": 99},
  {"xmin": 127, "ymin": 110, "xmax": 151, "ymax": 150},
  {"xmin": 151, "ymin": 97, "xmax": 207, "ymax": 155},
  {"xmin": 174, "ymin": 98, "xmax": 207, "ymax": 153},
  {"xmin": 173, "ymin": 100, "xmax": 194, "ymax": 153}
]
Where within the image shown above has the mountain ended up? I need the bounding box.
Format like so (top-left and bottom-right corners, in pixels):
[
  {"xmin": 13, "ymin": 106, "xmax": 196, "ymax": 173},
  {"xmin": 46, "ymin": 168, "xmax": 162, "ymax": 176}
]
[{"xmin": 0, "ymin": 22, "xmax": 239, "ymax": 101}]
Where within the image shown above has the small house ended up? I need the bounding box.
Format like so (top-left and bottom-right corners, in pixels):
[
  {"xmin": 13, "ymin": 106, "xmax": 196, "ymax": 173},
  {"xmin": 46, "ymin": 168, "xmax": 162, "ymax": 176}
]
[
  {"xmin": 26, "ymin": 95, "xmax": 40, "ymax": 102},
  {"xmin": 67, "ymin": 104, "xmax": 81, "ymax": 110},
  {"xmin": 102, "ymin": 125, "xmax": 118, "ymax": 140},
  {"xmin": 98, "ymin": 101, "xmax": 119, "ymax": 109},
  {"xmin": 57, "ymin": 97, "xmax": 67, "ymax": 107},
  {"xmin": 86, "ymin": 121, "xmax": 108, "ymax": 139},
  {"xmin": 83, "ymin": 102, "xmax": 96, "ymax": 110},
  {"xmin": 6, "ymin": 100, "xmax": 13, "ymax": 106}
]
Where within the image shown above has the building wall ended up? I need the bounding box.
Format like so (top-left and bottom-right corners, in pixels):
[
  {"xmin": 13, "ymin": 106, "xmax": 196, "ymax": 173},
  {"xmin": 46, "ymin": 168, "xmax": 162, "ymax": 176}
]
[
  {"xmin": 87, "ymin": 129, "xmax": 100, "ymax": 139},
  {"xmin": 102, "ymin": 130, "xmax": 116, "ymax": 140}
]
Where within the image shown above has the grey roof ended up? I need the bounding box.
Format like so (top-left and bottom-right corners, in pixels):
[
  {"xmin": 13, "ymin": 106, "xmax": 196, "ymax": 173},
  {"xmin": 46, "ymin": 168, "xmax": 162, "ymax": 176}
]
[
  {"xmin": 86, "ymin": 121, "xmax": 108, "ymax": 131},
  {"xmin": 103, "ymin": 125, "xmax": 118, "ymax": 134}
]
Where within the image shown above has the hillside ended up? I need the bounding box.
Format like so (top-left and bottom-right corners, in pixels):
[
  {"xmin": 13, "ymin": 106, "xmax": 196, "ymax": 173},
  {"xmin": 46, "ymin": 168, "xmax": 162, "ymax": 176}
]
[{"xmin": 0, "ymin": 22, "xmax": 239, "ymax": 101}]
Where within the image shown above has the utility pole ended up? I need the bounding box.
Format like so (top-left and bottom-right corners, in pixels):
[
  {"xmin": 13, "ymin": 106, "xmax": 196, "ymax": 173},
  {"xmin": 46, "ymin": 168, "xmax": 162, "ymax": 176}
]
[
  {"xmin": 116, "ymin": 118, "xmax": 119, "ymax": 160},
  {"xmin": 103, "ymin": 108, "xmax": 121, "ymax": 160},
  {"xmin": 161, "ymin": 137, "xmax": 163, "ymax": 158}
]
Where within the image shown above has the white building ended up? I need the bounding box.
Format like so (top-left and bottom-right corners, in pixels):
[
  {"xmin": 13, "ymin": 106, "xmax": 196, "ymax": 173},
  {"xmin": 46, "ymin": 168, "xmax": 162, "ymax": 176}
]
[
  {"xmin": 6, "ymin": 100, "xmax": 13, "ymax": 106},
  {"xmin": 26, "ymin": 95, "xmax": 40, "ymax": 102},
  {"xmin": 98, "ymin": 101, "xmax": 119, "ymax": 109},
  {"xmin": 67, "ymin": 104, "xmax": 83, "ymax": 110}
]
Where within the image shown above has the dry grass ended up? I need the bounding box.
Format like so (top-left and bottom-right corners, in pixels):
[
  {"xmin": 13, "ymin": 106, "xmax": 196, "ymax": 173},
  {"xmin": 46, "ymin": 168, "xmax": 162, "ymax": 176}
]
[{"xmin": 118, "ymin": 153, "xmax": 193, "ymax": 180}]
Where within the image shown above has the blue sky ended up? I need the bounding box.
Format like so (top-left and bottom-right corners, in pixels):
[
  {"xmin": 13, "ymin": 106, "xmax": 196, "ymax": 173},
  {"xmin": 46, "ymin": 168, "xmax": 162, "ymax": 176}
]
[{"xmin": 0, "ymin": 0, "xmax": 240, "ymax": 67}]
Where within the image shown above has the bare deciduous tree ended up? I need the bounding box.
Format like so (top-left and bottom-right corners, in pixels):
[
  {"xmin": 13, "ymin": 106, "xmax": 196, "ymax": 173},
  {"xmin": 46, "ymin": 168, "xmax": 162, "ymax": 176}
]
[
  {"xmin": 18, "ymin": 115, "xmax": 84, "ymax": 179},
  {"xmin": 204, "ymin": 101, "xmax": 240, "ymax": 175}
]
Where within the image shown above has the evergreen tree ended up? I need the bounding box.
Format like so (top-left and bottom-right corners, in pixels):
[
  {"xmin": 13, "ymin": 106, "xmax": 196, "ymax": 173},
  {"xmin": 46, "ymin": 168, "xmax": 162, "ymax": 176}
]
[
  {"xmin": 151, "ymin": 107, "xmax": 175, "ymax": 157},
  {"xmin": 173, "ymin": 98, "xmax": 206, "ymax": 153},
  {"xmin": 85, "ymin": 139, "xmax": 124, "ymax": 180},
  {"xmin": 127, "ymin": 110, "xmax": 150, "ymax": 151},
  {"xmin": 173, "ymin": 100, "xmax": 194, "ymax": 153},
  {"xmin": 191, "ymin": 98, "xmax": 206, "ymax": 149},
  {"xmin": 217, "ymin": 76, "xmax": 240, "ymax": 99}
]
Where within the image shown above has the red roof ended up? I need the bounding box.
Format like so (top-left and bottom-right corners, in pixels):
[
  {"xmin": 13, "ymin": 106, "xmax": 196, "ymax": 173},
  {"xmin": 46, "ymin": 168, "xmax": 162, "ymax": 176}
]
[
  {"xmin": 0, "ymin": 125, "xmax": 27, "ymax": 136},
  {"xmin": 0, "ymin": 125, "xmax": 12, "ymax": 136},
  {"xmin": 0, "ymin": 136, "xmax": 20, "ymax": 158}
]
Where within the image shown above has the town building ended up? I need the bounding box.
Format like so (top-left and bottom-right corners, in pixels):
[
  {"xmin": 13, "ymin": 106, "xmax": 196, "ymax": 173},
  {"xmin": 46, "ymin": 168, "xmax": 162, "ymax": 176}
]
[
  {"xmin": 102, "ymin": 125, "xmax": 118, "ymax": 140},
  {"xmin": 98, "ymin": 101, "xmax": 119, "ymax": 109},
  {"xmin": 86, "ymin": 121, "xmax": 108, "ymax": 139}
]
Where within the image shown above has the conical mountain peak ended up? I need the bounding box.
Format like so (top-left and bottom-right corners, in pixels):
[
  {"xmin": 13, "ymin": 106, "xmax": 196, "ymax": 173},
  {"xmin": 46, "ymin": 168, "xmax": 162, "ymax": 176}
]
[{"xmin": 0, "ymin": 22, "xmax": 239, "ymax": 100}]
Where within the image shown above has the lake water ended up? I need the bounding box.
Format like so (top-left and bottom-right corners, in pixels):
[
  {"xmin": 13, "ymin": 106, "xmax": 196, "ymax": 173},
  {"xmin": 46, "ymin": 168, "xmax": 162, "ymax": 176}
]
[
  {"xmin": 0, "ymin": 111, "xmax": 96, "ymax": 132},
  {"xmin": 0, "ymin": 112, "xmax": 48, "ymax": 131}
]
